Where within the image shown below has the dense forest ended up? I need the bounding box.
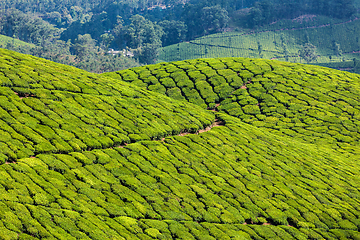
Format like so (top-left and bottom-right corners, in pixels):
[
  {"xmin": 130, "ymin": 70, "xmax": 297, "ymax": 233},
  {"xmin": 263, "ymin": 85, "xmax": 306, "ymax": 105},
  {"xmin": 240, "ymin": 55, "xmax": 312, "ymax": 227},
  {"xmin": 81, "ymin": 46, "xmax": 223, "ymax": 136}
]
[{"xmin": 0, "ymin": 0, "xmax": 358, "ymax": 71}]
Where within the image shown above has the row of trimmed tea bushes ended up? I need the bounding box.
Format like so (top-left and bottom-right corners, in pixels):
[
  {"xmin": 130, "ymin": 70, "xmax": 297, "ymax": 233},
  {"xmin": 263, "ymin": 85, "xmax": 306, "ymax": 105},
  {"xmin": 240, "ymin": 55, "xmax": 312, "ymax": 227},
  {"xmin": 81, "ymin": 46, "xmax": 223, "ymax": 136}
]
[
  {"xmin": 104, "ymin": 58, "xmax": 360, "ymax": 149},
  {"xmin": 258, "ymin": 15, "xmax": 350, "ymax": 32},
  {"xmin": 103, "ymin": 57, "xmax": 271, "ymax": 110},
  {"xmin": 0, "ymin": 85, "xmax": 214, "ymax": 162},
  {"xmin": 1, "ymin": 204, "xmax": 359, "ymax": 240},
  {"xmin": 0, "ymin": 114, "xmax": 359, "ymax": 239},
  {"xmin": 218, "ymin": 62, "xmax": 360, "ymax": 149},
  {"xmin": 286, "ymin": 18, "xmax": 360, "ymax": 56},
  {"xmin": 0, "ymin": 48, "xmax": 154, "ymax": 101},
  {"xmin": 159, "ymin": 41, "xmax": 275, "ymax": 62},
  {"xmin": 190, "ymin": 31, "xmax": 299, "ymax": 58},
  {"xmin": 0, "ymin": 50, "xmax": 101, "ymax": 95},
  {"xmin": 158, "ymin": 34, "xmax": 290, "ymax": 62}
]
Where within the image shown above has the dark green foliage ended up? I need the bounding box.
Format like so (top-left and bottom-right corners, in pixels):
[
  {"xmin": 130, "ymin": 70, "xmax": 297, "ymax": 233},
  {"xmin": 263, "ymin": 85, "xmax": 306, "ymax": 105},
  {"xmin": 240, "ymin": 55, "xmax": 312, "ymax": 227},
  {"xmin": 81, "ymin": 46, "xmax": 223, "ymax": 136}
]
[{"xmin": 299, "ymin": 43, "xmax": 318, "ymax": 63}]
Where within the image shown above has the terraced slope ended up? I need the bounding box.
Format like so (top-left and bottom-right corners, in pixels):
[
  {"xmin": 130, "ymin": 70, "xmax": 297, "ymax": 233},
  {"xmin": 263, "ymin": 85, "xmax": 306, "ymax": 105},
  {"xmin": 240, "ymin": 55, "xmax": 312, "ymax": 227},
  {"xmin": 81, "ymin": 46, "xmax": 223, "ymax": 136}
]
[
  {"xmin": 159, "ymin": 15, "xmax": 360, "ymax": 63},
  {"xmin": 159, "ymin": 16, "xmax": 360, "ymax": 72},
  {"xmin": 1, "ymin": 48, "xmax": 360, "ymax": 239}
]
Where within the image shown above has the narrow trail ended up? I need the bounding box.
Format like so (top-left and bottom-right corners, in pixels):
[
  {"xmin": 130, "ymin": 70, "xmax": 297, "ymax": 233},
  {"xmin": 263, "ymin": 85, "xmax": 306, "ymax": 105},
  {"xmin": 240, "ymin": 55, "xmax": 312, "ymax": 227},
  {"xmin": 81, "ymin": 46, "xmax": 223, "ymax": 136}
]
[
  {"xmin": 5, "ymin": 118, "xmax": 226, "ymax": 162},
  {"xmin": 116, "ymin": 118, "xmax": 226, "ymax": 149},
  {"xmin": 175, "ymin": 118, "xmax": 225, "ymax": 138},
  {"xmin": 242, "ymin": 220, "xmax": 293, "ymax": 227},
  {"xmin": 14, "ymin": 91, "xmax": 36, "ymax": 99}
]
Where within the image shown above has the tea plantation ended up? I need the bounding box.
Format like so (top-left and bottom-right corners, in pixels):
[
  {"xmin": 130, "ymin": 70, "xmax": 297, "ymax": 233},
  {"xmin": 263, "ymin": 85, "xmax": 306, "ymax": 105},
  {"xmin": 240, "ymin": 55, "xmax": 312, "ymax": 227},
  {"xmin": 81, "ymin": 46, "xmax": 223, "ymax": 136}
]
[
  {"xmin": 159, "ymin": 15, "xmax": 360, "ymax": 71},
  {"xmin": 1, "ymin": 48, "xmax": 360, "ymax": 239},
  {"xmin": 104, "ymin": 57, "xmax": 360, "ymax": 154}
]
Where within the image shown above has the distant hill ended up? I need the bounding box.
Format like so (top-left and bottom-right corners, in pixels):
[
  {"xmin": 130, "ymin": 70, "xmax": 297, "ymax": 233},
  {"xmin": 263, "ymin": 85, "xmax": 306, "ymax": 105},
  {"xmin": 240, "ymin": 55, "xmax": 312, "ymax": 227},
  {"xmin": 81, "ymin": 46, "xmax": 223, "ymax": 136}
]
[
  {"xmin": 0, "ymin": 34, "xmax": 35, "ymax": 52},
  {"xmin": 159, "ymin": 15, "xmax": 360, "ymax": 73},
  {"xmin": 1, "ymin": 48, "xmax": 360, "ymax": 239}
]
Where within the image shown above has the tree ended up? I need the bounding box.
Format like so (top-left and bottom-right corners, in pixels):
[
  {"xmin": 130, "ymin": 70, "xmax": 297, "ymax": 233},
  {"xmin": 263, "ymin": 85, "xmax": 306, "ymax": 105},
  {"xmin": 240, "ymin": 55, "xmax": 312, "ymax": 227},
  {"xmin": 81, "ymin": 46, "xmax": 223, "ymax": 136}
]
[
  {"xmin": 333, "ymin": 41, "xmax": 342, "ymax": 56},
  {"xmin": 60, "ymin": 11, "xmax": 112, "ymax": 42},
  {"xmin": 46, "ymin": 11, "xmax": 62, "ymax": 26},
  {"xmin": 70, "ymin": 6, "xmax": 84, "ymax": 22},
  {"xmin": 310, "ymin": 0, "xmax": 355, "ymax": 18},
  {"xmin": 248, "ymin": 7, "xmax": 263, "ymax": 27},
  {"xmin": 257, "ymin": 41, "xmax": 263, "ymax": 57},
  {"xmin": 115, "ymin": 15, "xmax": 163, "ymax": 64},
  {"xmin": 159, "ymin": 20, "xmax": 187, "ymax": 46},
  {"xmin": 100, "ymin": 33, "xmax": 114, "ymax": 50},
  {"xmin": 112, "ymin": 16, "xmax": 124, "ymax": 49},
  {"xmin": 280, "ymin": 34, "xmax": 289, "ymax": 61},
  {"xmin": 332, "ymin": 0, "xmax": 356, "ymax": 18},
  {"xmin": 72, "ymin": 34, "xmax": 97, "ymax": 60},
  {"xmin": 182, "ymin": 3, "xmax": 202, "ymax": 39},
  {"xmin": 200, "ymin": 5, "xmax": 229, "ymax": 34},
  {"xmin": 0, "ymin": 9, "xmax": 57, "ymax": 44},
  {"xmin": 299, "ymin": 43, "xmax": 318, "ymax": 63},
  {"xmin": 247, "ymin": 0, "xmax": 275, "ymax": 27},
  {"xmin": 353, "ymin": 58, "xmax": 360, "ymax": 74},
  {"xmin": 182, "ymin": 3, "xmax": 229, "ymax": 39}
]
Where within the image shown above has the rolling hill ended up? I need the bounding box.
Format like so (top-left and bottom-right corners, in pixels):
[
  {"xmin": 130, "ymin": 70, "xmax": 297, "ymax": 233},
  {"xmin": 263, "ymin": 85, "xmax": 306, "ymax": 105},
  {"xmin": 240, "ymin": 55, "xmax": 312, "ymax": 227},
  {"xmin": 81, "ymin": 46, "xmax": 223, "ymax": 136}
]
[
  {"xmin": 0, "ymin": 34, "xmax": 35, "ymax": 53},
  {"xmin": 0, "ymin": 48, "xmax": 360, "ymax": 239},
  {"xmin": 159, "ymin": 15, "xmax": 360, "ymax": 73}
]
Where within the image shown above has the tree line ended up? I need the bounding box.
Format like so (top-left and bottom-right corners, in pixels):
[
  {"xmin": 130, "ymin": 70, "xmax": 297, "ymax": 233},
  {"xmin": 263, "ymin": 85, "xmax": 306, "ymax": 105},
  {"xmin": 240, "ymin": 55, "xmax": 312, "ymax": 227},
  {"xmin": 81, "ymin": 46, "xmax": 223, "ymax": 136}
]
[
  {"xmin": 246, "ymin": 0, "xmax": 356, "ymax": 27},
  {"xmin": 0, "ymin": 0, "xmax": 357, "ymax": 70}
]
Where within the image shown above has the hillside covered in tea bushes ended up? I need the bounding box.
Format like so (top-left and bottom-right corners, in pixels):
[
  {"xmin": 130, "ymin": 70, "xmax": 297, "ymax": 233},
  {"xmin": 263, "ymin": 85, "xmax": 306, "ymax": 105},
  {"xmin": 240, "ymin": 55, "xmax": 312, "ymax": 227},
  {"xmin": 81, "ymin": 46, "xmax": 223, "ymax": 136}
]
[
  {"xmin": 103, "ymin": 57, "xmax": 360, "ymax": 154},
  {"xmin": 1, "ymin": 48, "xmax": 360, "ymax": 239},
  {"xmin": 159, "ymin": 15, "xmax": 360, "ymax": 74}
]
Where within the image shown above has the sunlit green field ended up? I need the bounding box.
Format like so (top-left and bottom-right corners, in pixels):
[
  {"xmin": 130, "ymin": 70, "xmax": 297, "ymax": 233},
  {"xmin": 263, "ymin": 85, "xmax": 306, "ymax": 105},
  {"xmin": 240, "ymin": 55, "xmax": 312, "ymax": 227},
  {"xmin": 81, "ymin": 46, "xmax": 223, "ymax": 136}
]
[{"xmin": 0, "ymin": 48, "xmax": 360, "ymax": 239}]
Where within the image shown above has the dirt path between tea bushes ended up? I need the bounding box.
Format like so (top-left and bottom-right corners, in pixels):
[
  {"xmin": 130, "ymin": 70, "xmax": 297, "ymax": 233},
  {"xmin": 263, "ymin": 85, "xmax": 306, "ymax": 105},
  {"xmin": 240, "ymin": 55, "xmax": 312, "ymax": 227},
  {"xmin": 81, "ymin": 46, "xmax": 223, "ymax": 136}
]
[
  {"xmin": 172, "ymin": 118, "xmax": 225, "ymax": 139},
  {"xmin": 116, "ymin": 118, "xmax": 225, "ymax": 148}
]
